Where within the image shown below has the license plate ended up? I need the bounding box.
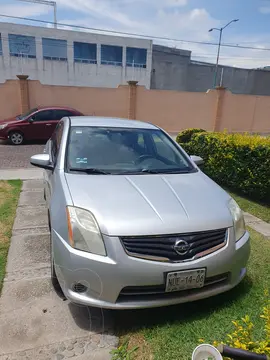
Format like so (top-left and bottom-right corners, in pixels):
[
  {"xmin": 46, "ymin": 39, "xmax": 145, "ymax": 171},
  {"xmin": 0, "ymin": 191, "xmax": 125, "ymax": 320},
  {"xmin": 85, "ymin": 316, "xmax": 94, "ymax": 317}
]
[{"xmin": 165, "ymin": 269, "xmax": 206, "ymax": 292}]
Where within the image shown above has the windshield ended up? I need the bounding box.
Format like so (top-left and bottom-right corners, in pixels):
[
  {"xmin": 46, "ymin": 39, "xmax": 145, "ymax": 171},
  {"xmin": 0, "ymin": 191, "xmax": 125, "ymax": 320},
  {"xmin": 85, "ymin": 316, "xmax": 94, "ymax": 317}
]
[
  {"xmin": 66, "ymin": 126, "xmax": 195, "ymax": 175},
  {"xmin": 17, "ymin": 108, "xmax": 38, "ymax": 120}
]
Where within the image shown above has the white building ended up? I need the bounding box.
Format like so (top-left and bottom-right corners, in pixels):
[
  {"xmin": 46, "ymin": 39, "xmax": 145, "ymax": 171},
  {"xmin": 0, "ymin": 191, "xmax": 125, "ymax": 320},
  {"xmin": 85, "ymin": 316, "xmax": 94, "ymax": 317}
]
[{"xmin": 0, "ymin": 22, "xmax": 152, "ymax": 88}]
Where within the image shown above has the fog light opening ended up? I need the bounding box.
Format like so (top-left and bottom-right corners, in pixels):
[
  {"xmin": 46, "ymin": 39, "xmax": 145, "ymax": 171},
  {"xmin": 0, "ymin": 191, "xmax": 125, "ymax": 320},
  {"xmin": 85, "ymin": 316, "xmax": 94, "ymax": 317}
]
[{"xmin": 72, "ymin": 283, "xmax": 88, "ymax": 293}]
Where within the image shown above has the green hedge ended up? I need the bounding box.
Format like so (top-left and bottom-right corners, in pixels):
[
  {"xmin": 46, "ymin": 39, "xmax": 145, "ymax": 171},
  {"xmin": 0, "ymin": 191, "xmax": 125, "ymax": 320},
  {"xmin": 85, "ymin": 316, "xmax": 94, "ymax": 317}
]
[
  {"xmin": 176, "ymin": 128, "xmax": 206, "ymax": 144},
  {"xmin": 177, "ymin": 131, "xmax": 270, "ymax": 202}
]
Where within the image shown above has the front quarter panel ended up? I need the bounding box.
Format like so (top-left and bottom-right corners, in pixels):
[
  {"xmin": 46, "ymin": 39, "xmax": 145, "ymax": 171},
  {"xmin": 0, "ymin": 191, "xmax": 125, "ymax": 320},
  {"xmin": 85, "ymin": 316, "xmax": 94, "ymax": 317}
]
[
  {"xmin": 48, "ymin": 118, "xmax": 74, "ymax": 277},
  {"xmin": 50, "ymin": 170, "xmax": 73, "ymax": 243}
]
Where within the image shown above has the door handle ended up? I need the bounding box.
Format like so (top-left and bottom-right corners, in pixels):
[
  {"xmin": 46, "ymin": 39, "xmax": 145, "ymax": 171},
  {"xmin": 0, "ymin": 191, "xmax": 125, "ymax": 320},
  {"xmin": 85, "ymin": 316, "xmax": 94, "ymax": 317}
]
[{"xmin": 46, "ymin": 124, "xmax": 52, "ymax": 126}]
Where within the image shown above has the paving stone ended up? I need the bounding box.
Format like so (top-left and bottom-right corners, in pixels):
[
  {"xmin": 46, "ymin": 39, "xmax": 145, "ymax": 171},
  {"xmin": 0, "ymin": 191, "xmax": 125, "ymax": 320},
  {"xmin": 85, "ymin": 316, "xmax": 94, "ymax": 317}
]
[
  {"xmin": 74, "ymin": 348, "xmax": 112, "ymax": 360},
  {"xmin": 249, "ymin": 221, "xmax": 270, "ymax": 237},
  {"xmin": 0, "ymin": 169, "xmax": 44, "ymax": 180},
  {"xmin": 244, "ymin": 212, "xmax": 260, "ymax": 224},
  {"xmin": 22, "ymin": 180, "xmax": 44, "ymax": 191},
  {"xmin": 19, "ymin": 190, "xmax": 45, "ymax": 206},
  {"xmin": 244, "ymin": 212, "xmax": 270, "ymax": 237},
  {"xmin": 6, "ymin": 233, "xmax": 50, "ymax": 276},
  {"xmin": 13, "ymin": 206, "xmax": 48, "ymax": 230}
]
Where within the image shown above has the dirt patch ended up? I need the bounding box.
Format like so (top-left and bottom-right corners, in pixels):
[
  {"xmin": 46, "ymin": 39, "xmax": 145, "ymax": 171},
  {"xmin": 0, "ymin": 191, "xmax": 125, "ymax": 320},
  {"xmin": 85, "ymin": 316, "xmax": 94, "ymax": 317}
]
[{"xmin": 121, "ymin": 333, "xmax": 153, "ymax": 360}]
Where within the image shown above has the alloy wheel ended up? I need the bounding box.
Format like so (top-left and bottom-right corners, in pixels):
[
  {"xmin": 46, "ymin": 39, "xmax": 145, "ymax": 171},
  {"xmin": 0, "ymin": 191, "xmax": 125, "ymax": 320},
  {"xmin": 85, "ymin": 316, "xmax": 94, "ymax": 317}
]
[{"xmin": 10, "ymin": 132, "xmax": 24, "ymax": 145}]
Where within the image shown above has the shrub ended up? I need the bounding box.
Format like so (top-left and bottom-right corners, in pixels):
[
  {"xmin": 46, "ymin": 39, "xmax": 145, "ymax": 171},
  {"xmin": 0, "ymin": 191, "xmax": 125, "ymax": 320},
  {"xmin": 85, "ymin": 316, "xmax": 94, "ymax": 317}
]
[
  {"xmin": 215, "ymin": 291, "xmax": 270, "ymax": 356},
  {"xmin": 181, "ymin": 131, "xmax": 270, "ymax": 201},
  {"xmin": 199, "ymin": 291, "xmax": 270, "ymax": 357},
  {"xmin": 176, "ymin": 128, "xmax": 206, "ymax": 144}
]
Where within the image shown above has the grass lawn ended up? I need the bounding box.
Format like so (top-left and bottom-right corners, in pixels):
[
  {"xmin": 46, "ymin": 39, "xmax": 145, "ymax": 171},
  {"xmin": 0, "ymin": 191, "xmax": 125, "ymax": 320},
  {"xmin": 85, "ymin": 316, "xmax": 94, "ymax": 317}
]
[
  {"xmin": 0, "ymin": 180, "xmax": 22, "ymax": 293},
  {"xmin": 229, "ymin": 190, "xmax": 270, "ymax": 223},
  {"xmin": 114, "ymin": 228, "xmax": 270, "ymax": 360}
]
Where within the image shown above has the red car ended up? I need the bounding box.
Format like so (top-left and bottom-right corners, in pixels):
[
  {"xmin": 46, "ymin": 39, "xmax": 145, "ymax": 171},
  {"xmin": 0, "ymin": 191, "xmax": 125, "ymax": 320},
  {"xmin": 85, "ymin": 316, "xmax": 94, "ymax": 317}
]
[{"xmin": 0, "ymin": 106, "xmax": 83, "ymax": 145}]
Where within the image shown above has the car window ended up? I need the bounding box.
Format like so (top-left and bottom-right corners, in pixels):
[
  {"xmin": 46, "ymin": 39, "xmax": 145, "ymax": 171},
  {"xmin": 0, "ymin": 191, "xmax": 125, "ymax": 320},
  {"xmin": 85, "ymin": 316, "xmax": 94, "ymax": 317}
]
[
  {"xmin": 17, "ymin": 107, "xmax": 38, "ymax": 120},
  {"xmin": 66, "ymin": 127, "xmax": 194, "ymax": 174},
  {"xmin": 33, "ymin": 110, "xmax": 54, "ymax": 121},
  {"xmin": 51, "ymin": 121, "xmax": 64, "ymax": 164},
  {"xmin": 53, "ymin": 110, "xmax": 74, "ymax": 121},
  {"xmin": 152, "ymin": 133, "xmax": 178, "ymax": 163}
]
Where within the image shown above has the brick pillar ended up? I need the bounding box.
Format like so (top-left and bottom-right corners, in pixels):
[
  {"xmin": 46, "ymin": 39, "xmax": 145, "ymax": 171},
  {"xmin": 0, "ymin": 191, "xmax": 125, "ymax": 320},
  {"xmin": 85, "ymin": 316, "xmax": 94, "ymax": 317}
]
[
  {"xmin": 16, "ymin": 75, "xmax": 30, "ymax": 114},
  {"xmin": 127, "ymin": 80, "xmax": 138, "ymax": 120},
  {"xmin": 213, "ymin": 86, "xmax": 226, "ymax": 131}
]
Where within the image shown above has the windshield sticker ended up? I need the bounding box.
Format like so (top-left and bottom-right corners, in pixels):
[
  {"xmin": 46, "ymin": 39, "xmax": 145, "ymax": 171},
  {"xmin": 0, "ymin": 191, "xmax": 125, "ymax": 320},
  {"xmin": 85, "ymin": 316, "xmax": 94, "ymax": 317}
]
[
  {"xmin": 75, "ymin": 130, "xmax": 82, "ymax": 134},
  {"xmin": 76, "ymin": 157, "xmax": 88, "ymax": 164}
]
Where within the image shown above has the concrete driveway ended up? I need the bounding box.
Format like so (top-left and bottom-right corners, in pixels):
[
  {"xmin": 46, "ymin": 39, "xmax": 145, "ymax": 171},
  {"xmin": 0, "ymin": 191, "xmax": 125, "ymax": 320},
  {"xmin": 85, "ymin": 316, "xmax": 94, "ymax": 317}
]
[{"xmin": 0, "ymin": 180, "xmax": 117, "ymax": 360}]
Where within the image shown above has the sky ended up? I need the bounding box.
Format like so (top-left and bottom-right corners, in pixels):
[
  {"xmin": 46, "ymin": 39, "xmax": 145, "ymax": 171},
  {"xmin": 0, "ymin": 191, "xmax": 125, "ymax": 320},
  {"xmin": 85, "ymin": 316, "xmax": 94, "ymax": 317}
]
[{"xmin": 1, "ymin": 0, "xmax": 270, "ymax": 69}]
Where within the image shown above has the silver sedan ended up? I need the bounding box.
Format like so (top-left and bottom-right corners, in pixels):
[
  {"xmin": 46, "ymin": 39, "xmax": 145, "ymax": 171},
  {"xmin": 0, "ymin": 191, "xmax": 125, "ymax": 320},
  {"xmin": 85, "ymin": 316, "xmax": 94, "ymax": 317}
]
[{"xmin": 30, "ymin": 116, "xmax": 250, "ymax": 309}]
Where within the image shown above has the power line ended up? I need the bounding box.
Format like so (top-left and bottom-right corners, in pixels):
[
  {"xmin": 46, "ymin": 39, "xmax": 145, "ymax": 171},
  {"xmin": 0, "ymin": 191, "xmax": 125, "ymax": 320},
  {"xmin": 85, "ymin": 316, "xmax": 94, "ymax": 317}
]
[{"xmin": 1, "ymin": 13, "xmax": 270, "ymax": 52}]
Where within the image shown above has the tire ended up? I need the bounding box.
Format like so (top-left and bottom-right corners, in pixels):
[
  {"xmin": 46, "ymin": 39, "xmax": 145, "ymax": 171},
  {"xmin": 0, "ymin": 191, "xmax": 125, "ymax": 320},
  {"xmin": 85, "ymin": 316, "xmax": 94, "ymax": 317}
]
[
  {"xmin": 9, "ymin": 131, "xmax": 24, "ymax": 145},
  {"xmin": 51, "ymin": 247, "xmax": 64, "ymax": 295},
  {"xmin": 51, "ymin": 259, "xmax": 62, "ymax": 291}
]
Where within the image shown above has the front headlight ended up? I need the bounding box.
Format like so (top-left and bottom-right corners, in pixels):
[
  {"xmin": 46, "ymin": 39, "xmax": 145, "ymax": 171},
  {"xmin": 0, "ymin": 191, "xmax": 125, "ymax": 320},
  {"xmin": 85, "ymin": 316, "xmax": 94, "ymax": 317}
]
[
  {"xmin": 66, "ymin": 206, "xmax": 106, "ymax": 256},
  {"xmin": 228, "ymin": 198, "xmax": 246, "ymax": 242},
  {"xmin": 0, "ymin": 124, "xmax": 7, "ymax": 130}
]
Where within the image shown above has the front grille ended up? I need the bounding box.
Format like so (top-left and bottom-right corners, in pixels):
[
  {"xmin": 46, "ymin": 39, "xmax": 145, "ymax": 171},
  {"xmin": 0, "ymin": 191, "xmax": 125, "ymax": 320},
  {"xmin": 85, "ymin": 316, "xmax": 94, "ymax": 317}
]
[
  {"xmin": 120, "ymin": 228, "xmax": 227, "ymax": 262},
  {"xmin": 117, "ymin": 273, "xmax": 229, "ymax": 303}
]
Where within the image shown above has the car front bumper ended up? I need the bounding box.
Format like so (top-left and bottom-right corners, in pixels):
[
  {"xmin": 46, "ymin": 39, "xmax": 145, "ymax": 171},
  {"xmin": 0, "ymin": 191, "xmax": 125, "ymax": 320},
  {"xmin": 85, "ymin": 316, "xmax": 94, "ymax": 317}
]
[
  {"xmin": 53, "ymin": 228, "xmax": 250, "ymax": 309},
  {"xmin": 0, "ymin": 133, "xmax": 8, "ymax": 140}
]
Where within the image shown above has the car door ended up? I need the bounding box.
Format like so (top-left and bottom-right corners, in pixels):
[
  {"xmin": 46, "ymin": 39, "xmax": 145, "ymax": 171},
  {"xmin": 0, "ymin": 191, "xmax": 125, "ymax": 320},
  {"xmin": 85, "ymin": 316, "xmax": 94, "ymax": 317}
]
[
  {"xmin": 44, "ymin": 121, "xmax": 64, "ymax": 207},
  {"xmin": 29, "ymin": 109, "xmax": 55, "ymax": 140}
]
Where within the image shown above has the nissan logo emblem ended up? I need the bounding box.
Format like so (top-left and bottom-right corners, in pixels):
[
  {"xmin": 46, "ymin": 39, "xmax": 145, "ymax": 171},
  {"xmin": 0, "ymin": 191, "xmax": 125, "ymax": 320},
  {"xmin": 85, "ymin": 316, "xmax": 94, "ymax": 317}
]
[{"xmin": 173, "ymin": 239, "xmax": 190, "ymax": 255}]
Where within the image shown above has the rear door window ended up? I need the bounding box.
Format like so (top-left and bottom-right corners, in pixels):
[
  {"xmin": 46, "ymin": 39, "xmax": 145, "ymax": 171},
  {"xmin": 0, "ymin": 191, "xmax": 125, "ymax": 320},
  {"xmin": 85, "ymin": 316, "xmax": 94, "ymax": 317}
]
[
  {"xmin": 33, "ymin": 110, "xmax": 54, "ymax": 121},
  {"xmin": 53, "ymin": 110, "xmax": 75, "ymax": 121}
]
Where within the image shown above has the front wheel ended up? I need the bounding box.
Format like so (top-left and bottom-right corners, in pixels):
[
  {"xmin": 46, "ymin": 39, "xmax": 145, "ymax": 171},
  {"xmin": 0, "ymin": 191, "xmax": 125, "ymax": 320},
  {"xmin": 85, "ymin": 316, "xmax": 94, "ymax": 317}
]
[
  {"xmin": 9, "ymin": 131, "xmax": 24, "ymax": 145},
  {"xmin": 51, "ymin": 259, "xmax": 61, "ymax": 291}
]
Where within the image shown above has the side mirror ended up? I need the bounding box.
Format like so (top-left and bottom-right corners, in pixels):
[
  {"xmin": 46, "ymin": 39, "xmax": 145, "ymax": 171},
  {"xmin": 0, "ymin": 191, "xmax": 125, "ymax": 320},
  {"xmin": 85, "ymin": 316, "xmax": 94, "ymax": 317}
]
[
  {"xmin": 28, "ymin": 117, "xmax": 34, "ymax": 123},
  {"xmin": 190, "ymin": 155, "xmax": 204, "ymax": 166},
  {"xmin": 30, "ymin": 154, "xmax": 53, "ymax": 170}
]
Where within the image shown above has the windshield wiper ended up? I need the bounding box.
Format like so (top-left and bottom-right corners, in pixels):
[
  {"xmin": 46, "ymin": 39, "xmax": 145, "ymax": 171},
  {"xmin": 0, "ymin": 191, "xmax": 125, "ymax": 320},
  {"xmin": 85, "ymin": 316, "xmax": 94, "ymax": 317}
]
[
  {"xmin": 135, "ymin": 168, "xmax": 191, "ymax": 174},
  {"xmin": 140, "ymin": 168, "xmax": 159, "ymax": 173},
  {"xmin": 69, "ymin": 168, "xmax": 110, "ymax": 174},
  {"xmin": 160, "ymin": 169, "xmax": 191, "ymax": 174}
]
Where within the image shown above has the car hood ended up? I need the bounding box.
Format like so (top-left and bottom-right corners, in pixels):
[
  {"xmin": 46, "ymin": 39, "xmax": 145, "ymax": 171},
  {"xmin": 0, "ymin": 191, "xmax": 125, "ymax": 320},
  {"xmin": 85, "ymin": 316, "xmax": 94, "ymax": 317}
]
[
  {"xmin": 0, "ymin": 116, "xmax": 20, "ymax": 125},
  {"xmin": 65, "ymin": 171, "xmax": 233, "ymax": 236}
]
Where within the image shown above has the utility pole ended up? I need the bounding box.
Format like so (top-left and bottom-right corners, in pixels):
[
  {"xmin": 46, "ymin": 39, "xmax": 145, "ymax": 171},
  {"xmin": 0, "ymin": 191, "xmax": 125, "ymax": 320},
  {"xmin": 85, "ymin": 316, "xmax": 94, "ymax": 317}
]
[
  {"xmin": 209, "ymin": 19, "xmax": 239, "ymax": 88},
  {"xmin": 17, "ymin": 0, "xmax": 57, "ymax": 28}
]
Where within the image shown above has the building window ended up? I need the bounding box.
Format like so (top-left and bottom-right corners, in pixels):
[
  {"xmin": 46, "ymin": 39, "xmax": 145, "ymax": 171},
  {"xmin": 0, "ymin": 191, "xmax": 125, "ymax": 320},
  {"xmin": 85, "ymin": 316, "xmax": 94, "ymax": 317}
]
[
  {"xmin": 101, "ymin": 45, "xmax": 122, "ymax": 66},
  {"xmin": 42, "ymin": 38, "xmax": 67, "ymax": 61},
  {"xmin": 126, "ymin": 47, "xmax": 147, "ymax": 68},
  {"xmin": 74, "ymin": 42, "xmax": 97, "ymax": 64},
  {"xmin": 0, "ymin": 34, "xmax": 2, "ymax": 55},
  {"xmin": 8, "ymin": 34, "xmax": 36, "ymax": 58}
]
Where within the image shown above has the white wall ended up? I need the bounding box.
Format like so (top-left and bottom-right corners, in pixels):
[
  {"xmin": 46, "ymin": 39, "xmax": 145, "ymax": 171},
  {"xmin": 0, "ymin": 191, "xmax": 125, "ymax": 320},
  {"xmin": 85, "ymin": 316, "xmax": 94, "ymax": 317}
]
[{"xmin": 0, "ymin": 22, "xmax": 152, "ymax": 88}]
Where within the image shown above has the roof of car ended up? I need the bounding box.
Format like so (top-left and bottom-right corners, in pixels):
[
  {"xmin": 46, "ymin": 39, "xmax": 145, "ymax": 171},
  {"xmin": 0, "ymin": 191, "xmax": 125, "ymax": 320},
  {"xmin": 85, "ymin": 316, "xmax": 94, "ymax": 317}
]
[
  {"xmin": 69, "ymin": 116, "xmax": 158, "ymax": 129},
  {"xmin": 37, "ymin": 106, "xmax": 80, "ymax": 112}
]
